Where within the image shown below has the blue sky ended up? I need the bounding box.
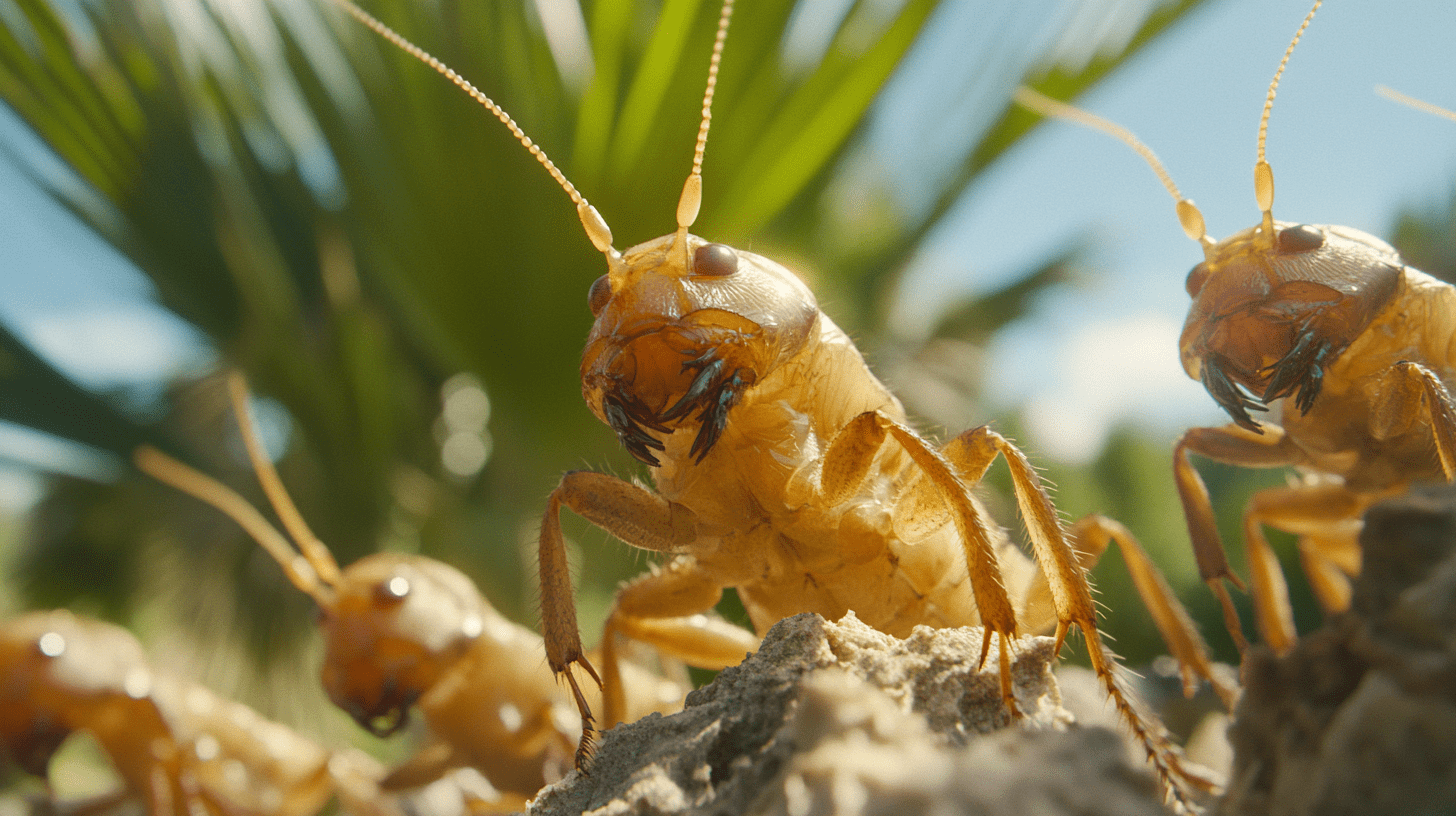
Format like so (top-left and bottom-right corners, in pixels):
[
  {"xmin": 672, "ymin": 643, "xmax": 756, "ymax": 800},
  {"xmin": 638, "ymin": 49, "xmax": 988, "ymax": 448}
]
[
  {"xmin": 0, "ymin": 0, "xmax": 1453, "ymax": 503},
  {"xmin": 884, "ymin": 0, "xmax": 1456, "ymax": 458}
]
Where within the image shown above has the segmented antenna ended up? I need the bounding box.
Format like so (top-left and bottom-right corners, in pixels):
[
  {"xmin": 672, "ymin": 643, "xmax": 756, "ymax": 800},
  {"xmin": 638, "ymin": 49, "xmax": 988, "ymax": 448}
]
[
  {"xmin": 1377, "ymin": 86, "xmax": 1456, "ymax": 123},
  {"xmin": 226, "ymin": 372, "xmax": 344, "ymax": 589},
  {"xmin": 676, "ymin": 0, "xmax": 735, "ymax": 236},
  {"xmin": 134, "ymin": 446, "xmax": 335, "ymax": 608},
  {"xmin": 1013, "ymin": 87, "xmax": 1210, "ymax": 247},
  {"xmin": 1254, "ymin": 0, "xmax": 1322, "ymax": 244},
  {"xmin": 328, "ymin": 0, "xmax": 618, "ymax": 261}
]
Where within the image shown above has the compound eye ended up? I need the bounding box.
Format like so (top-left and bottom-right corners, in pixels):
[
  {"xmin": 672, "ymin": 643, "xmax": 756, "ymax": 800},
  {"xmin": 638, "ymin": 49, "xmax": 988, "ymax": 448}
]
[
  {"xmin": 587, "ymin": 275, "xmax": 611, "ymax": 316},
  {"xmin": 374, "ymin": 575, "xmax": 411, "ymax": 605},
  {"xmin": 1276, "ymin": 224, "xmax": 1324, "ymax": 254},
  {"xmin": 693, "ymin": 243, "xmax": 738, "ymax": 277},
  {"xmin": 1185, "ymin": 262, "xmax": 1210, "ymax": 297}
]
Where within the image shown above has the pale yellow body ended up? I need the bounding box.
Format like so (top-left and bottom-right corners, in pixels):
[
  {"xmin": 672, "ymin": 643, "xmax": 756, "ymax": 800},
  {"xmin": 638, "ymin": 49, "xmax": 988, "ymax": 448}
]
[
  {"xmin": 0, "ymin": 610, "xmax": 395, "ymax": 816},
  {"xmin": 1014, "ymin": 10, "xmax": 1456, "ymax": 666},
  {"xmin": 652, "ymin": 311, "xmax": 1036, "ymax": 638},
  {"xmin": 1175, "ymin": 225, "xmax": 1456, "ymax": 654},
  {"xmin": 322, "ymin": 554, "xmax": 684, "ymax": 799},
  {"xmin": 317, "ymin": 1, "xmax": 1216, "ymax": 804},
  {"xmin": 136, "ymin": 382, "xmax": 689, "ymax": 808},
  {"xmin": 1278, "ymin": 269, "xmax": 1456, "ymax": 489},
  {"xmin": 541, "ymin": 234, "xmax": 1219, "ymax": 805}
]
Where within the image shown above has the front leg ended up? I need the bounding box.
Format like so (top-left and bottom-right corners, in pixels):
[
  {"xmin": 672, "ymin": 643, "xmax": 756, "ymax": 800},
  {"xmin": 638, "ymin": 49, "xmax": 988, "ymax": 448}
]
[
  {"xmin": 1080, "ymin": 516, "xmax": 1235, "ymax": 709},
  {"xmin": 1239, "ymin": 480, "xmax": 1378, "ymax": 654},
  {"xmin": 819, "ymin": 413, "xmax": 1019, "ymax": 701},
  {"xmin": 599, "ymin": 560, "xmax": 759, "ymax": 730},
  {"xmin": 1370, "ymin": 360, "xmax": 1456, "ymax": 479},
  {"xmin": 538, "ymin": 470, "xmax": 702, "ymax": 765},
  {"xmin": 940, "ymin": 427, "xmax": 1218, "ymax": 802},
  {"xmin": 1174, "ymin": 423, "xmax": 1302, "ymax": 652}
]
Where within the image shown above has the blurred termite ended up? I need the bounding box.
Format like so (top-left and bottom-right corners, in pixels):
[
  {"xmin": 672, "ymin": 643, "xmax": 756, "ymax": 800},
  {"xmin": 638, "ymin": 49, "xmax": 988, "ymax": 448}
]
[
  {"xmin": 1376, "ymin": 85, "xmax": 1456, "ymax": 123},
  {"xmin": 134, "ymin": 372, "xmax": 686, "ymax": 808},
  {"xmin": 1016, "ymin": 0, "xmax": 1456, "ymax": 658},
  {"xmin": 322, "ymin": 0, "xmax": 1232, "ymax": 806},
  {"xmin": 0, "ymin": 609, "xmax": 399, "ymax": 816}
]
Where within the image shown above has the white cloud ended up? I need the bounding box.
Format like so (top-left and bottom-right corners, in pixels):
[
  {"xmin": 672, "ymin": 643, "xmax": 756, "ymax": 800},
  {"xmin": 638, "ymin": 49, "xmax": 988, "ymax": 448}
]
[
  {"xmin": 21, "ymin": 307, "xmax": 212, "ymax": 389},
  {"xmin": 1014, "ymin": 313, "xmax": 1224, "ymax": 462}
]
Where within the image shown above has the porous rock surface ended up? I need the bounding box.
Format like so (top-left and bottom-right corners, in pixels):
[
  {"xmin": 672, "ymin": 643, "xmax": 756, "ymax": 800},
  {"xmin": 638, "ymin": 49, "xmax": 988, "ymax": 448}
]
[
  {"xmin": 527, "ymin": 611, "xmax": 1171, "ymax": 816},
  {"xmin": 1220, "ymin": 483, "xmax": 1456, "ymax": 816}
]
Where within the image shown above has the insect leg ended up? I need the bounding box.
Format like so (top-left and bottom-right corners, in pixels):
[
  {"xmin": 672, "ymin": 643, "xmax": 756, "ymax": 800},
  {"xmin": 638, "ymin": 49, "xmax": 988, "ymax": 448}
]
[
  {"xmin": 1239, "ymin": 482, "xmax": 1375, "ymax": 653},
  {"xmin": 330, "ymin": 750, "xmax": 411, "ymax": 816},
  {"xmin": 820, "ymin": 413, "xmax": 1019, "ymax": 705},
  {"xmin": 1174, "ymin": 424, "xmax": 1302, "ymax": 651},
  {"xmin": 601, "ymin": 562, "xmax": 758, "ymax": 729},
  {"xmin": 1295, "ymin": 534, "xmax": 1361, "ymax": 615},
  {"xmin": 938, "ymin": 427, "xmax": 1093, "ymax": 653},
  {"xmin": 145, "ymin": 764, "xmax": 175, "ymax": 816},
  {"xmin": 539, "ymin": 470, "xmax": 700, "ymax": 763},
  {"xmin": 1056, "ymin": 515, "xmax": 1235, "ymax": 708},
  {"xmin": 1370, "ymin": 360, "xmax": 1456, "ymax": 480},
  {"xmin": 144, "ymin": 743, "xmax": 201, "ymax": 816},
  {"xmin": 379, "ymin": 742, "xmax": 459, "ymax": 791},
  {"xmin": 943, "ymin": 427, "xmax": 1219, "ymax": 803}
]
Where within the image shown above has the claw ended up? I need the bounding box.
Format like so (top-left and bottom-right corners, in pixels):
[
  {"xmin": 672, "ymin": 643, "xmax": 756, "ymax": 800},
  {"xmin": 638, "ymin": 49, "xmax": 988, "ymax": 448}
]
[
  {"xmin": 1202, "ymin": 358, "xmax": 1266, "ymax": 431},
  {"xmin": 559, "ymin": 659, "xmax": 603, "ymax": 771},
  {"xmin": 604, "ymin": 397, "xmax": 666, "ymax": 466},
  {"xmin": 690, "ymin": 371, "xmax": 747, "ymax": 462},
  {"xmin": 1261, "ymin": 328, "xmax": 1332, "ymax": 414},
  {"xmin": 1294, "ymin": 365, "xmax": 1324, "ymax": 413},
  {"xmin": 660, "ymin": 357, "xmax": 725, "ymax": 421}
]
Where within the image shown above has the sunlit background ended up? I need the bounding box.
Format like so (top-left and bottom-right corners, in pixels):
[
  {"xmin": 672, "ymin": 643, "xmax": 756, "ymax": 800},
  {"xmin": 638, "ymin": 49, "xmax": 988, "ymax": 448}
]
[{"xmin": 1, "ymin": 0, "xmax": 1454, "ymax": 797}]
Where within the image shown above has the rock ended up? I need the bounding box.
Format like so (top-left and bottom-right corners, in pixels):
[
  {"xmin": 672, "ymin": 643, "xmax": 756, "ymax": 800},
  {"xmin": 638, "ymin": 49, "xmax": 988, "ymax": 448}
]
[
  {"xmin": 527, "ymin": 611, "xmax": 1171, "ymax": 816},
  {"xmin": 752, "ymin": 670, "xmax": 1169, "ymax": 816},
  {"xmin": 1220, "ymin": 483, "xmax": 1456, "ymax": 816}
]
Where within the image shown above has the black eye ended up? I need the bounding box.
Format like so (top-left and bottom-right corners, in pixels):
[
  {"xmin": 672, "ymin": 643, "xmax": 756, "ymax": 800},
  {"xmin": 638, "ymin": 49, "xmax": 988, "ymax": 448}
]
[
  {"xmin": 587, "ymin": 275, "xmax": 611, "ymax": 315},
  {"xmin": 1185, "ymin": 262, "xmax": 1209, "ymax": 297},
  {"xmin": 693, "ymin": 243, "xmax": 738, "ymax": 277},
  {"xmin": 1276, "ymin": 224, "xmax": 1324, "ymax": 254},
  {"xmin": 374, "ymin": 575, "xmax": 411, "ymax": 605}
]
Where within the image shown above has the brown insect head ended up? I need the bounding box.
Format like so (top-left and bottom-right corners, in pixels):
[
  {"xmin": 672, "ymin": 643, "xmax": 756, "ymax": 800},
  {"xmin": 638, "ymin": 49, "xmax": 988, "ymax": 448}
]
[
  {"xmin": 0, "ymin": 612, "xmax": 151, "ymax": 777},
  {"xmin": 1180, "ymin": 222, "xmax": 1403, "ymax": 430},
  {"xmin": 580, "ymin": 234, "xmax": 818, "ymax": 466},
  {"xmin": 317, "ymin": 555, "xmax": 485, "ymax": 737}
]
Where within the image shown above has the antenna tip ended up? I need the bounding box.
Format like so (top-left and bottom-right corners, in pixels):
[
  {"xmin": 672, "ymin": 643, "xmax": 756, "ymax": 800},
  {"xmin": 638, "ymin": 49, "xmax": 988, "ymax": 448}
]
[
  {"xmin": 133, "ymin": 444, "xmax": 160, "ymax": 471},
  {"xmin": 677, "ymin": 174, "xmax": 703, "ymax": 231},
  {"xmin": 577, "ymin": 203, "xmax": 615, "ymax": 255},
  {"xmin": 1175, "ymin": 199, "xmax": 1207, "ymax": 244},
  {"xmin": 1254, "ymin": 161, "xmax": 1274, "ymax": 214}
]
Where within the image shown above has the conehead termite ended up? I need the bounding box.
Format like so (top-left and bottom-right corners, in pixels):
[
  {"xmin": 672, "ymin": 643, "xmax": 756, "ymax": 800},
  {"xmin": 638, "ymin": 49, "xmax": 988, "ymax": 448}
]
[
  {"xmin": 1016, "ymin": 0, "xmax": 1456, "ymax": 658},
  {"xmin": 135, "ymin": 372, "xmax": 686, "ymax": 806},
  {"xmin": 320, "ymin": 0, "xmax": 1236, "ymax": 806}
]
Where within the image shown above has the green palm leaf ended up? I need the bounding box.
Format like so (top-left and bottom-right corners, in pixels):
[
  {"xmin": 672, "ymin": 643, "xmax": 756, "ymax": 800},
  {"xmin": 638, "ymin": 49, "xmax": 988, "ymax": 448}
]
[{"xmin": 0, "ymin": 0, "xmax": 1214, "ymax": 665}]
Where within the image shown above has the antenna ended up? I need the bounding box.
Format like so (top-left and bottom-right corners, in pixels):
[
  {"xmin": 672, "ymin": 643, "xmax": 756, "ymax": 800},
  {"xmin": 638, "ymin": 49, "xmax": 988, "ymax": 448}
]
[
  {"xmin": 226, "ymin": 372, "xmax": 344, "ymax": 589},
  {"xmin": 327, "ymin": 0, "xmax": 619, "ymax": 266},
  {"xmin": 1254, "ymin": 0, "xmax": 1323, "ymax": 246},
  {"xmin": 674, "ymin": 0, "xmax": 736, "ymax": 267},
  {"xmin": 1377, "ymin": 86, "xmax": 1456, "ymax": 123},
  {"xmin": 134, "ymin": 446, "xmax": 335, "ymax": 608},
  {"xmin": 1013, "ymin": 87, "xmax": 1210, "ymax": 248}
]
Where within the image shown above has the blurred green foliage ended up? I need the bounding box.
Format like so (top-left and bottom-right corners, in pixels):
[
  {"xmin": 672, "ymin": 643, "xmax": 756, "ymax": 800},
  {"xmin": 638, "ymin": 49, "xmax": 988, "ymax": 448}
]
[{"xmin": 6, "ymin": 0, "xmax": 1362, "ymax": 734}]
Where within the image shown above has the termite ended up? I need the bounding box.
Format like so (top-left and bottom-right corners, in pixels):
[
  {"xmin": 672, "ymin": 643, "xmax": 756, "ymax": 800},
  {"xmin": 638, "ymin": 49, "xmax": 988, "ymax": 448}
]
[
  {"xmin": 1377, "ymin": 85, "xmax": 1456, "ymax": 124},
  {"xmin": 0, "ymin": 609, "xmax": 398, "ymax": 816},
  {"xmin": 134, "ymin": 372, "xmax": 687, "ymax": 806},
  {"xmin": 317, "ymin": 0, "xmax": 1229, "ymax": 804},
  {"xmin": 1015, "ymin": 0, "xmax": 1456, "ymax": 658}
]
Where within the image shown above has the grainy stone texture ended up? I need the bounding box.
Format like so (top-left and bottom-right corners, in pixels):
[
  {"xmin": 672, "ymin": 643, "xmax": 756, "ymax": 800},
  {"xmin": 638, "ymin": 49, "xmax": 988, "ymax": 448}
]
[
  {"xmin": 1220, "ymin": 483, "xmax": 1456, "ymax": 816},
  {"xmin": 526, "ymin": 611, "xmax": 1171, "ymax": 816}
]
